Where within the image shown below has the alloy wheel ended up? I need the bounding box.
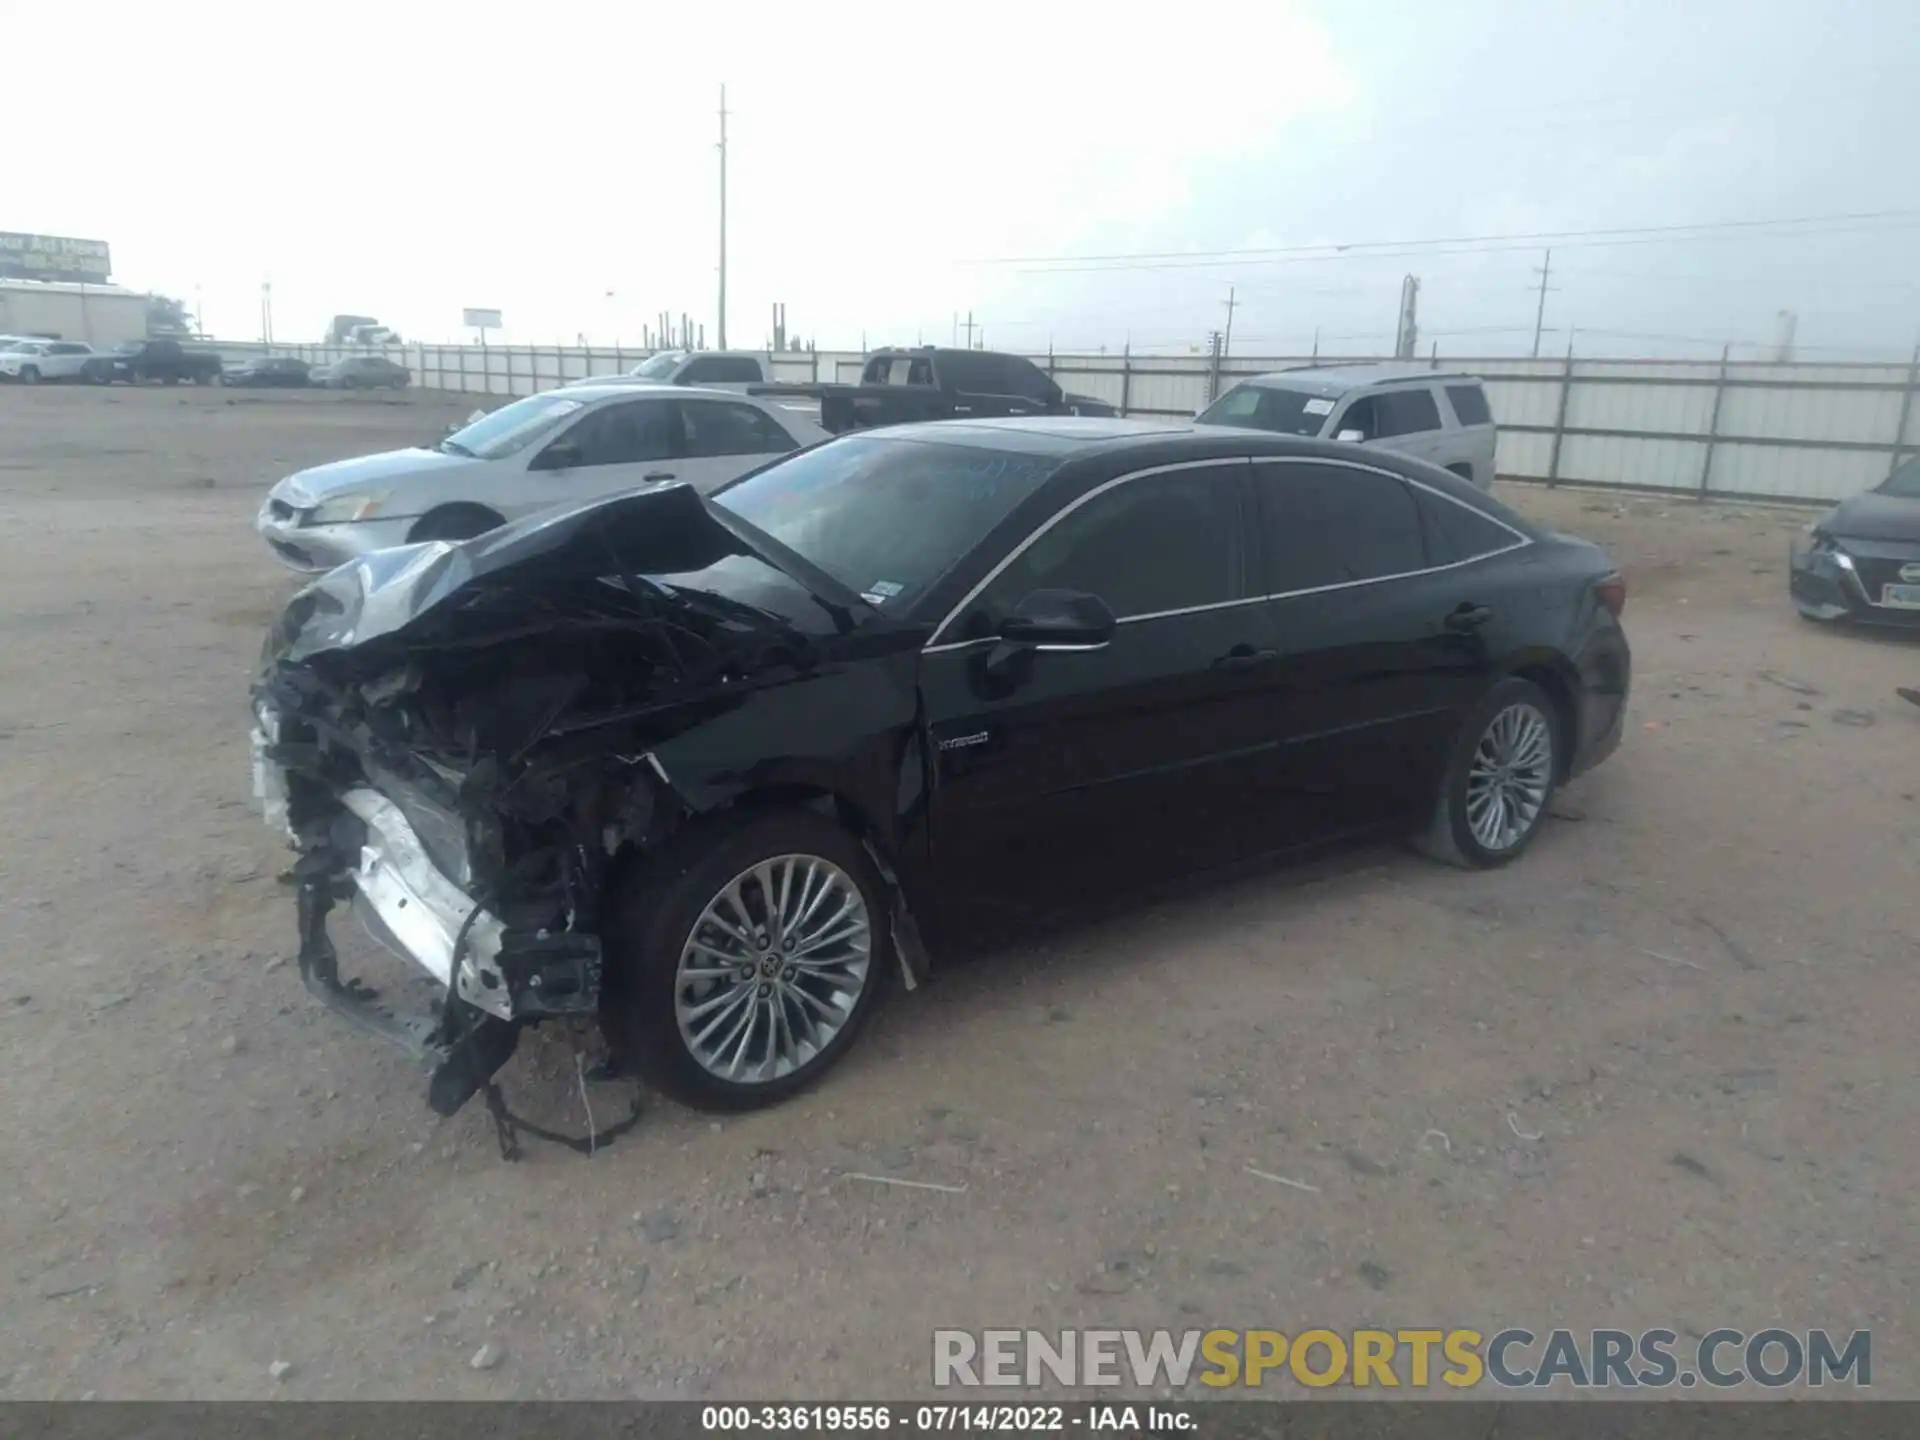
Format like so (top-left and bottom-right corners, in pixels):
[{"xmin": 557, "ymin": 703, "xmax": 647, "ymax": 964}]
[
  {"xmin": 673, "ymin": 853, "xmax": 872, "ymax": 1084},
  {"xmin": 1464, "ymin": 702, "xmax": 1553, "ymax": 852}
]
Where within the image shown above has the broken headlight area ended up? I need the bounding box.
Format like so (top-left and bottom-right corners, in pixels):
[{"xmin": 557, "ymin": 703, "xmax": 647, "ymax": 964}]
[{"xmin": 250, "ymin": 561, "xmax": 820, "ymax": 1140}]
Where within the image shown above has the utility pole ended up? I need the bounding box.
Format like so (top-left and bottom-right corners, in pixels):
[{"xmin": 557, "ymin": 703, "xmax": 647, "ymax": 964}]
[
  {"xmin": 1222, "ymin": 285, "xmax": 1237, "ymax": 359},
  {"xmin": 960, "ymin": 311, "xmax": 977, "ymax": 348},
  {"xmin": 1394, "ymin": 275, "xmax": 1421, "ymax": 359},
  {"xmin": 717, "ymin": 84, "xmax": 728, "ymax": 350},
  {"xmin": 1530, "ymin": 248, "xmax": 1556, "ymax": 358}
]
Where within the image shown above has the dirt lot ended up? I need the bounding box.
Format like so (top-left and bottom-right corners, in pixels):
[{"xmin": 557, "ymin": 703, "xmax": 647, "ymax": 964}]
[{"xmin": 0, "ymin": 384, "xmax": 1915, "ymax": 1401}]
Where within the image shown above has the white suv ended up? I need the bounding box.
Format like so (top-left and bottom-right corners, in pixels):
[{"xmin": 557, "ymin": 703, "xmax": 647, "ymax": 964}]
[
  {"xmin": 1197, "ymin": 364, "xmax": 1499, "ymax": 488},
  {"xmin": 0, "ymin": 339, "xmax": 102, "ymax": 384}
]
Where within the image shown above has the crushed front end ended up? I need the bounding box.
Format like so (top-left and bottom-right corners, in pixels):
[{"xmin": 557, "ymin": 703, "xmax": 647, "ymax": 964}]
[{"xmin": 248, "ymin": 485, "xmax": 823, "ymax": 1122}]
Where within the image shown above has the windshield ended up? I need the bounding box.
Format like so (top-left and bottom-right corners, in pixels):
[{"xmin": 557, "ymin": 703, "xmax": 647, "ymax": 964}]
[
  {"xmin": 441, "ymin": 394, "xmax": 585, "ymax": 460},
  {"xmin": 631, "ymin": 351, "xmax": 686, "ymax": 379},
  {"xmin": 1882, "ymin": 455, "xmax": 1920, "ymax": 499},
  {"xmin": 1195, "ymin": 382, "xmax": 1337, "ymax": 438},
  {"xmin": 712, "ymin": 436, "xmax": 1060, "ymax": 608}
]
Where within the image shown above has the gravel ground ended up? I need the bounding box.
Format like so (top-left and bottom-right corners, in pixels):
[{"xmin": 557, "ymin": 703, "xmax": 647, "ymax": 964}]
[{"xmin": 0, "ymin": 385, "xmax": 1914, "ymax": 1400}]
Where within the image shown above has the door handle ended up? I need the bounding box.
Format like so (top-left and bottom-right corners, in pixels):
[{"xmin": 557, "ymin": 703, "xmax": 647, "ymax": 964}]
[
  {"xmin": 1213, "ymin": 645, "xmax": 1278, "ymax": 671},
  {"xmin": 1445, "ymin": 603, "xmax": 1494, "ymax": 631},
  {"xmin": 643, "ymin": 470, "xmax": 676, "ymax": 482}
]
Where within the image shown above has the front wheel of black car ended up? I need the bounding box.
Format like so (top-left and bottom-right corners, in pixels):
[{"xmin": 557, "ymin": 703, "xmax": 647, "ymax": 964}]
[
  {"xmin": 602, "ymin": 810, "xmax": 890, "ymax": 1112},
  {"xmin": 1415, "ymin": 677, "xmax": 1561, "ymax": 870}
]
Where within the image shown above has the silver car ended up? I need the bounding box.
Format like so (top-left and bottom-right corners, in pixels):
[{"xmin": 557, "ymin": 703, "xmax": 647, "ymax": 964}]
[
  {"xmin": 1197, "ymin": 365, "xmax": 1499, "ymax": 489},
  {"xmin": 256, "ymin": 383, "xmax": 829, "ymax": 571}
]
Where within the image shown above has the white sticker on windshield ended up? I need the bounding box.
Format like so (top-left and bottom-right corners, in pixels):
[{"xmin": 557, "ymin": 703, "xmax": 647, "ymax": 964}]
[
  {"xmin": 866, "ymin": 580, "xmax": 903, "ymax": 599},
  {"xmin": 1303, "ymin": 397, "xmax": 1336, "ymax": 416}
]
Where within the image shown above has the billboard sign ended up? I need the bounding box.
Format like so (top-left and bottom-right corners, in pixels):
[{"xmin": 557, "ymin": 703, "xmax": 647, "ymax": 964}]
[
  {"xmin": 462, "ymin": 307, "xmax": 503, "ymax": 330},
  {"xmin": 0, "ymin": 232, "xmax": 112, "ymax": 284}
]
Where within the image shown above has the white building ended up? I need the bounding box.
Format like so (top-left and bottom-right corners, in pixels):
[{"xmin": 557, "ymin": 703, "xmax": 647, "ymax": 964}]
[{"xmin": 0, "ymin": 278, "xmax": 150, "ymax": 347}]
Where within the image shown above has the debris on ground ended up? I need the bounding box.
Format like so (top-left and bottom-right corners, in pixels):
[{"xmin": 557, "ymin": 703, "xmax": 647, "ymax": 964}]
[
  {"xmin": 469, "ymin": 1343, "xmax": 503, "ymax": 1371},
  {"xmin": 1757, "ymin": 670, "xmax": 1821, "ymax": 696},
  {"xmin": 840, "ymin": 1172, "xmax": 968, "ymax": 1195},
  {"xmin": 268, "ymin": 1360, "xmax": 293, "ymax": 1381},
  {"xmin": 1245, "ymin": 1166, "xmax": 1319, "ymax": 1192}
]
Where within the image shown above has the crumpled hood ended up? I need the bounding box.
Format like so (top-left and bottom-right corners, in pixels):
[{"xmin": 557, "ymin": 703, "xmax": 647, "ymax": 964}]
[
  {"xmin": 262, "ymin": 481, "xmax": 860, "ymax": 667},
  {"xmin": 1824, "ymin": 490, "xmax": 1920, "ymax": 544},
  {"xmin": 274, "ymin": 447, "xmax": 483, "ymax": 506}
]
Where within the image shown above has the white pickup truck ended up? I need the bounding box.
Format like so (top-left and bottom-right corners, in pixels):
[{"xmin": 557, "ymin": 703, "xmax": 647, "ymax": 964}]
[
  {"xmin": 567, "ymin": 349, "xmax": 774, "ymax": 390},
  {"xmin": 0, "ymin": 339, "xmax": 104, "ymax": 383}
]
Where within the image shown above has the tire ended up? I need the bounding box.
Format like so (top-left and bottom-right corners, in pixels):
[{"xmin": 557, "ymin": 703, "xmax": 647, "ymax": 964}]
[
  {"xmin": 19, "ymin": 366, "xmax": 39, "ymax": 385},
  {"xmin": 601, "ymin": 808, "xmax": 891, "ymax": 1112},
  {"xmin": 161, "ymin": 374, "xmax": 179, "ymax": 386},
  {"xmin": 1414, "ymin": 676, "xmax": 1561, "ymax": 869},
  {"xmin": 406, "ymin": 505, "xmax": 503, "ymax": 544},
  {"xmin": 195, "ymin": 371, "xmax": 215, "ymax": 386},
  {"xmin": 387, "ymin": 376, "xmax": 407, "ymax": 390}
]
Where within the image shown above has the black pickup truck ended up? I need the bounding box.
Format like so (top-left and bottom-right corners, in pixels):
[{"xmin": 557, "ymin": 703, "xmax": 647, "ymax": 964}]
[
  {"xmin": 755, "ymin": 346, "xmax": 1118, "ymax": 434},
  {"xmin": 107, "ymin": 338, "xmax": 226, "ymax": 385}
]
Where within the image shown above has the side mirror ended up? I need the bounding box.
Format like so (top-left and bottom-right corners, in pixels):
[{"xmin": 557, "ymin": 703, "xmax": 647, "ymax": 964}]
[
  {"xmin": 540, "ymin": 440, "xmax": 583, "ymax": 471},
  {"xmin": 997, "ymin": 589, "xmax": 1116, "ymax": 649},
  {"xmin": 1335, "ymin": 428, "xmax": 1366, "ymax": 443}
]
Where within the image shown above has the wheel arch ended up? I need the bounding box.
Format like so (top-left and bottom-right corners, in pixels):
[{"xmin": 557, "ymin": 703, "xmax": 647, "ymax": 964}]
[
  {"xmin": 604, "ymin": 772, "xmax": 930, "ymax": 985},
  {"xmin": 406, "ymin": 502, "xmax": 506, "ymax": 543},
  {"xmin": 1504, "ymin": 653, "xmax": 1581, "ymax": 780}
]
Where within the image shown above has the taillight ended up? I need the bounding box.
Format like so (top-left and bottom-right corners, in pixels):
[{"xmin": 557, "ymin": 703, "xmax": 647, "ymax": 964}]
[{"xmin": 1595, "ymin": 571, "xmax": 1627, "ymax": 618}]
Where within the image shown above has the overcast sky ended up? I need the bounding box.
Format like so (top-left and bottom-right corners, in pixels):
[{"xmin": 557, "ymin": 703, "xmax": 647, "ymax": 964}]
[{"xmin": 10, "ymin": 0, "xmax": 1917, "ymax": 358}]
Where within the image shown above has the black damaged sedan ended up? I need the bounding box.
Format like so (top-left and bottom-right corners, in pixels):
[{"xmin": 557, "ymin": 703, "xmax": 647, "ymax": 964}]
[
  {"xmin": 1790, "ymin": 455, "xmax": 1920, "ymax": 626},
  {"xmin": 252, "ymin": 419, "xmax": 1631, "ymax": 1121}
]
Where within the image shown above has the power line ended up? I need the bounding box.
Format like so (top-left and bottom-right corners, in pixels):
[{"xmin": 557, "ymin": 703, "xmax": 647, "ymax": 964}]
[{"xmin": 976, "ymin": 208, "xmax": 1920, "ymax": 270}]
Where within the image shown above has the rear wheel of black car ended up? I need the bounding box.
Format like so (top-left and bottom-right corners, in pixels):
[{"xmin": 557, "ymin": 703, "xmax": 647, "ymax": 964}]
[
  {"xmin": 1415, "ymin": 676, "xmax": 1561, "ymax": 869},
  {"xmin": 407, "ymin": 505, "xmax": 502, "ymax": 543},
  {"xmin": 601, "ymin": 809, "xmax": 890, "ymax": 1112}
]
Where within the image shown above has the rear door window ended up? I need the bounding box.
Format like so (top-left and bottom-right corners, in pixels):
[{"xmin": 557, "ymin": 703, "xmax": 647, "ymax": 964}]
[
  {"xmin": 1252, "ymin": 461, "xmax": 1427, "ymax": 592},
  {"xmin": 1445, "ymin": 383, "xmax": 1493, "ymax": 426},
  {"xmin": 679, "ymin": 399, "xmax": 796, "ymax": 457}
]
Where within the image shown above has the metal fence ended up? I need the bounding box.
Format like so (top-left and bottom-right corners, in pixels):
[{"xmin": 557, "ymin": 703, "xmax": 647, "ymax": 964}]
[{"xmin": 227, "ymin": 340, "xmax": 1920, "ymax": 507}]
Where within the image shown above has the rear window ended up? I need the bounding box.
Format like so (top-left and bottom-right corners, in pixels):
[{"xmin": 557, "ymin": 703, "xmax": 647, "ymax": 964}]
[
  {"xmin": 681, "ymin": 356, "xmax": 763, "ymax": 384},
  {"xmin": 1445, "ymin": 383, "xmax": 1493, "ymax": 426},
  {"xmin": 1196, "ymin": 383, "xmax": 1335, "ymax": 438}
]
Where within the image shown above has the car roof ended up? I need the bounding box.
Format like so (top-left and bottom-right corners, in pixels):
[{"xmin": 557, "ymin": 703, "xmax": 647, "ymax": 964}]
[
  {"xmin": 860, "ymin": 415, "xmax": 1435, "ymax": 466},
  {"xmin": 1233, "ymin": 364, "xmax": 1483, "ymax": 395},
  {"xmin": 552, "ymin": 381, "xmax": 778, "ymax": 405}
]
